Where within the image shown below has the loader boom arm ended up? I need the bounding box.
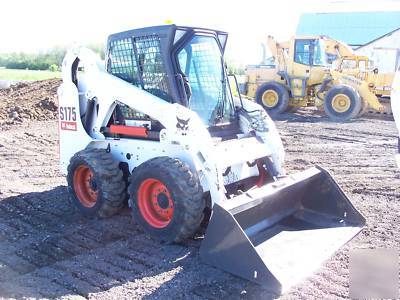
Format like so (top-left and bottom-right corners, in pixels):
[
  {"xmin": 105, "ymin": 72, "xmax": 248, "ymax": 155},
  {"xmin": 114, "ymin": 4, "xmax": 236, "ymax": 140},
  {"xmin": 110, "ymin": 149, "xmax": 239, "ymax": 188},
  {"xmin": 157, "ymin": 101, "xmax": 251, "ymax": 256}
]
[
  {"xmin": 264, "ymin": 36, "xmax": 289, "ymax": 71},
  {"xmin": 323, "ymin": 37, "xmax": 354, "ymax": 57}
]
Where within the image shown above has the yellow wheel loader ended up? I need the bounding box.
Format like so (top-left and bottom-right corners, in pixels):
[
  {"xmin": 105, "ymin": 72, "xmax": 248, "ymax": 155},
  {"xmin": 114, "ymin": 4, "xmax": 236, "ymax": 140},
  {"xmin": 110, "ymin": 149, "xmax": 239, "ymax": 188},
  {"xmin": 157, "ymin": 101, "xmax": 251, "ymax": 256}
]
[
  {"xmin": 58, "ymin": 25, "xmax": 365, "ymax": 293},
  {"xmin": 331, "ymin": 55, "xmax": 394, "ymax": 116},
  {"xmin": 324, "ymin": 39, "xmax": 394, "ymax": 99},
  {"xmin": 242, "ymin": 36, "xmax": 394, "ymax": 121}
]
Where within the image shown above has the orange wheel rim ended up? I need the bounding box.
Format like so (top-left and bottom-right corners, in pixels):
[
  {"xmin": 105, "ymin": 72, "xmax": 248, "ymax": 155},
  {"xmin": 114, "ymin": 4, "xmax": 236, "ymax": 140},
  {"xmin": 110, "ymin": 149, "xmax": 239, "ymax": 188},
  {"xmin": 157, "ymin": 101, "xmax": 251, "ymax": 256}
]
[
  {"xmin": 137, "ymin": 178, "xmax": 174, "ymax": 228},
  {"xmin": 73, "ymin": 165, "xmax": 98, "ymax": 208}
]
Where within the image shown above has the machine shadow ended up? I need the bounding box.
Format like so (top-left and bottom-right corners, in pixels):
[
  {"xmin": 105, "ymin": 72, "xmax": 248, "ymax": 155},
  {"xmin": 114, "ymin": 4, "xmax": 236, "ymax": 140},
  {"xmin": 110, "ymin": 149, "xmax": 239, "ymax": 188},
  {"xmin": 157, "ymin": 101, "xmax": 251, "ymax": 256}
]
[
  {"xmin": 273, "ymin": 112, "xmax": 328, "ymax": 123},
  {"xmin": 272, "ymin": 110, "xmax": 393, "ymax": 123},
  {"xmin": 0, "ymin": 186, "xmax": 276, "ymax": 299}
]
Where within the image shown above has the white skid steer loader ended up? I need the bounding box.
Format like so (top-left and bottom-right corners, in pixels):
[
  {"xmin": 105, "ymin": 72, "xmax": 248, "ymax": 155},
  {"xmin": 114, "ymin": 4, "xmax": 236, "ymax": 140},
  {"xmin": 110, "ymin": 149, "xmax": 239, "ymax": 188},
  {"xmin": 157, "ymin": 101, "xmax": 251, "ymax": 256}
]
[{"xmin": 58, "ymin": 25, "xmax": 365, "ymax": 293}]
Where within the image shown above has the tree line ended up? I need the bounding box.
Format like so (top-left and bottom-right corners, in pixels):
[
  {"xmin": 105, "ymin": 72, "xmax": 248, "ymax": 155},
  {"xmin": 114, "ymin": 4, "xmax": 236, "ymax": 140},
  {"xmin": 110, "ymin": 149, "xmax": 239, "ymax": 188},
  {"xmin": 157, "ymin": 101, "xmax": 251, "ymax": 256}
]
[
  {"xmin": 0, "ymin": 44, "xmax": 105, "ymax": 71},
  {"xmin": 0, "ymin": 43, "xmax": 245, "ymax": 75}
]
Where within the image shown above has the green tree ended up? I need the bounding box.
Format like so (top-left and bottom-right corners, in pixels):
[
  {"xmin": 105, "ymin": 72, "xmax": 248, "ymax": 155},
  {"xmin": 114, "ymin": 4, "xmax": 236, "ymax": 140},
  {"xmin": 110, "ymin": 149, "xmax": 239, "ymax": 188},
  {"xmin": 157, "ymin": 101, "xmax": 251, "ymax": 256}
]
[{"xmin": 0, "ymin": 42, "xmax": 106, "ymax": 71}]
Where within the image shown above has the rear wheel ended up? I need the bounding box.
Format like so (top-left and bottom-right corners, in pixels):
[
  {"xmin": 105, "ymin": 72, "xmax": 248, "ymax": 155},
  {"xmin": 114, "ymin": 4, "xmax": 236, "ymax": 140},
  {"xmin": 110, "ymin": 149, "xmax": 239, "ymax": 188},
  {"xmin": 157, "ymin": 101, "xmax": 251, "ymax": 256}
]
[
  {"xmin": 323, "ymin": 85, "xmax": 361, "ymax": 121},
  {"xmin": 67, "ymin": 148, "xmax": 126, "ymax": 218},
  {"xmin": 129, "ymin": 157, "xmax": 205, "ymax": 243},
  {"xmin": 255, "ymin": 81, "xmax": 289, "ymax": 116}
]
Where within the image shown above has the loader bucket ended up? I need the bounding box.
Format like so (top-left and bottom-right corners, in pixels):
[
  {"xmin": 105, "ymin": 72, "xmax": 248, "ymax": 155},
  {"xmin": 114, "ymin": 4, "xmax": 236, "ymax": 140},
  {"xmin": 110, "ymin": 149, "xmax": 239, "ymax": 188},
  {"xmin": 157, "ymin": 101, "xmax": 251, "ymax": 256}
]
[{"xmin": 200, "ymin": 166, "xmax": 365, "ymax": 294}]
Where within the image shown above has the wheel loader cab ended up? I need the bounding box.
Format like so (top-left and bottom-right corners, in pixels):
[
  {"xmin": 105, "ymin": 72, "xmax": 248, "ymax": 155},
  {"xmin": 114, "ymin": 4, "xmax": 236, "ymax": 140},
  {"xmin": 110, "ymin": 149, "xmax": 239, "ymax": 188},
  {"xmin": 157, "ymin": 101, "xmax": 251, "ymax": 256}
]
[
  {"xmin": 335, "ymin": 56, "xmax": 371, "ymax": 78},
  {"xmin": 106, "ymin": 25, "xmax": 236, "ymax": 134},
  {"xmin": 289, "ymin": 38, "xmax": 328, "ymax": 88}
]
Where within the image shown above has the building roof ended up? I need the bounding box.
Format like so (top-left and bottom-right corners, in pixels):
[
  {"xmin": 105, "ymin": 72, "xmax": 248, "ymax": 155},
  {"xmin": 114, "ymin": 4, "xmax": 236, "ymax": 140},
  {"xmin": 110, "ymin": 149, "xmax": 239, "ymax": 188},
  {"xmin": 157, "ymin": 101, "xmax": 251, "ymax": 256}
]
[{"xmin": 296, "ymin": 11, "xmax": 400, "ymax": 46}]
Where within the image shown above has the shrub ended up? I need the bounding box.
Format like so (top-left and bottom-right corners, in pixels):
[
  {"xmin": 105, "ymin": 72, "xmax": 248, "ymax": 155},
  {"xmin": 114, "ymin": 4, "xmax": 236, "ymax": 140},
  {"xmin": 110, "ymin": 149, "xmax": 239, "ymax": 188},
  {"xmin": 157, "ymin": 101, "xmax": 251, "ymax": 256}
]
[{"xmin": 49, "ymin": 64, "xmax": 59, "ymax": 72}]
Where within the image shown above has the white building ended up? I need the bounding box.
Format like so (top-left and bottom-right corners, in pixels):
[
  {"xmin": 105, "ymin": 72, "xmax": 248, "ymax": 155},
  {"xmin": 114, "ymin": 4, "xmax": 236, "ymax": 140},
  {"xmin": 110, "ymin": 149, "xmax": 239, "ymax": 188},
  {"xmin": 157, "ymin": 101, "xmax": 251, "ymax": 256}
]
[{"xmin": 355, "ymin": 29, "xmax": 400, "ymax": 73}]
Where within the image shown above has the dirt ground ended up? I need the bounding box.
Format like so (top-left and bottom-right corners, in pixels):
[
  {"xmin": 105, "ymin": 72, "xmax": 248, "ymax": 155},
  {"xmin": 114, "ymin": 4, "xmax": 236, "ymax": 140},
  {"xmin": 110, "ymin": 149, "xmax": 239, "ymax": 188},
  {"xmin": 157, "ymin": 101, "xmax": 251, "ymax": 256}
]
[
  {"xmin": 0, "ymin": 81, "xmax": 398, "ymax": 299},
  {"xmin": 0, "ymin": 80, "xmax": 59, "ymax": 129}
]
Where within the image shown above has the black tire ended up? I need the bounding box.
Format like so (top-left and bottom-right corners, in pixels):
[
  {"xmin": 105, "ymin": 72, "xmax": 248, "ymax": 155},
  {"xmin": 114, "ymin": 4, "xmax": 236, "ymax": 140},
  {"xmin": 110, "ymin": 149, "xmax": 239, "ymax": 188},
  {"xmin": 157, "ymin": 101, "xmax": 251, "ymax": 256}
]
[
  {"xmin": 129, "ymin": 157, "xmax": 204, "ymax": 243},
  {"xmin": 67, "ymin": 148, "xmax": 126, "ymax": 218},
  {"xmin": 323, "ymin": 85, "xmax": 361, "ymax": 121},
  {"xmin": 255, "ymin": 81, "xmax": 289, "ymax": 116}
]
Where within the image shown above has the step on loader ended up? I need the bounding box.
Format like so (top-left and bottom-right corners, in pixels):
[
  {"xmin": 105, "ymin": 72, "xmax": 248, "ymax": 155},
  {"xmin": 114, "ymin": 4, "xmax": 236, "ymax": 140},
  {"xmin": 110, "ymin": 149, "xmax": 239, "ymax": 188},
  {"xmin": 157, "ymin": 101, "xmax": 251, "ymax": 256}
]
[{"xmin": 58, "ymin": 25, "xmax": 365, "ymax": 294}]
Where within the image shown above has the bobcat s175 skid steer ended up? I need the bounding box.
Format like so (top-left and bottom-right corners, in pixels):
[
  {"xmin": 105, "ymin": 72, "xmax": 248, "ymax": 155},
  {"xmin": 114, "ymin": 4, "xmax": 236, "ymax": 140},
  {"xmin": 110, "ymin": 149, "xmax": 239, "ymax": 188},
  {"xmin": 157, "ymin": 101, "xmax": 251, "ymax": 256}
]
[{"xmin": 58, "ymin": 25, "xmax": 365, "ymax": 293}]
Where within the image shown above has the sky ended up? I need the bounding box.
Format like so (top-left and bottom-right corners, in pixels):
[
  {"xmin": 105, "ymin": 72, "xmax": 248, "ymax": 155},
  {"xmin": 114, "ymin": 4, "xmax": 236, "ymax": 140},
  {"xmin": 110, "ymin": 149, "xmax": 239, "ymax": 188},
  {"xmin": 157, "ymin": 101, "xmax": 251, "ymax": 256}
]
[{"xmin": 1, "ymin": 0, "xmax": 400, "ymax": 64}]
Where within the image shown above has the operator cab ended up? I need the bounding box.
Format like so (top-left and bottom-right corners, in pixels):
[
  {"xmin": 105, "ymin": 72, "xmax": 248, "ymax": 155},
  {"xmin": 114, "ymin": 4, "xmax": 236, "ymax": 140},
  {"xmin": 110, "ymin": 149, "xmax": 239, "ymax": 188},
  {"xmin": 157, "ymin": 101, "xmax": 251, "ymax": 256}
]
[
  {"xmin": 106, "ymin": 25, "xmax": 238, "ymax": 137},
  {"xmin": 293, "ymin": 38, "xmax": 328, "ymax": 67},
  {"xmin": 288, "ymin": 37, "xmax": 329, "ymax": 89}
]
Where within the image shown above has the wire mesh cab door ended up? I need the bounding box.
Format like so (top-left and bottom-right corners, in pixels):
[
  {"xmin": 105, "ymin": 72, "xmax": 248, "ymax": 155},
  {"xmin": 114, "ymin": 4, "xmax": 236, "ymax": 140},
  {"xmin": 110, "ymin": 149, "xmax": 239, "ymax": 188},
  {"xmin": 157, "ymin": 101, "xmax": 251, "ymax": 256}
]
[
  {"xmin": 106, "ymin": 25, "xmax": 180, "ymax": 104},
  {"xmin": 172, "ymin": 30, "xmax": 236, "ymax": 127}
]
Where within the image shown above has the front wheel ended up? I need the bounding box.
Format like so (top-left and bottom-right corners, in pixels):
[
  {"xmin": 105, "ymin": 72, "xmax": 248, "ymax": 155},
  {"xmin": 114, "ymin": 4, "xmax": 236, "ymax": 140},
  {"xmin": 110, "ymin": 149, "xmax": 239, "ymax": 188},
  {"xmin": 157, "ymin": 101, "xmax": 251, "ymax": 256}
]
[
  {"xmin": 129, "ymin": 157, "xmax": 205, "ymax": 243},
  {"xmin": 323, "ymin": 85, "xmax": 361, "ymax": 121}
]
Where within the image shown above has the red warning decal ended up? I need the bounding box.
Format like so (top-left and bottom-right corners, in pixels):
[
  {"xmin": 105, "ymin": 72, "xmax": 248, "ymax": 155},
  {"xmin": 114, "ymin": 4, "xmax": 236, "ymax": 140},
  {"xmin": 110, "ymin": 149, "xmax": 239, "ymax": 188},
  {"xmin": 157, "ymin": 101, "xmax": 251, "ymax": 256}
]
[{"xmin": 60, "ymin": 121, "xmax": 77, "ymax": 131}]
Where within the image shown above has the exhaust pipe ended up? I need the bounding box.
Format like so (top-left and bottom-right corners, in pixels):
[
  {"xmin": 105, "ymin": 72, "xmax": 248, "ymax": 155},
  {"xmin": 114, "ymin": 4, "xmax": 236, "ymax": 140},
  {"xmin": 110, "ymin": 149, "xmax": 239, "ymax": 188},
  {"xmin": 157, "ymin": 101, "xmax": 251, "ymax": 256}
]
[{"xmin": 200, "ymin": 166, "xmax": 365, "ymax": 294}]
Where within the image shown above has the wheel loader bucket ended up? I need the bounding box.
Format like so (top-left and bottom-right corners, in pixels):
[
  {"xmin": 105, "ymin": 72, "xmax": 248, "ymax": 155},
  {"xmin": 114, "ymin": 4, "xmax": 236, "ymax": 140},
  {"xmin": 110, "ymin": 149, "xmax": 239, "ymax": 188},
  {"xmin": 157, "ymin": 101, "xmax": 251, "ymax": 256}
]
[{"xmin": 200, "ymin": 166, "xmax": 365, "ymax": 294}]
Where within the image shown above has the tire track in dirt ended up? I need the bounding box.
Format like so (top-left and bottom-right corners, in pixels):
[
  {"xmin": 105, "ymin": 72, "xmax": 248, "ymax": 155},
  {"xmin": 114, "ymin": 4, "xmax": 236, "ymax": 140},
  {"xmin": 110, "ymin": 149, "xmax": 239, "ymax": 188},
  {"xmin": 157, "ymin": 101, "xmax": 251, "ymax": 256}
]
[{"xmin": 0, "ymin": 109, "xmax": 399, "ymax": 299}]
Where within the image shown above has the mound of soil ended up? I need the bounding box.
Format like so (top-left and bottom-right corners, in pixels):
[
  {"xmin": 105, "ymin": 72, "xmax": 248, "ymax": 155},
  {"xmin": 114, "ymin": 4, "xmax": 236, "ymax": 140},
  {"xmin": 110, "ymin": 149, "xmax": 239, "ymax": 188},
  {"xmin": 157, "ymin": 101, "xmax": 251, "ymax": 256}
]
[{"xmin": 0, "ymin": 79, "xmax": 60, "ymax": 129}]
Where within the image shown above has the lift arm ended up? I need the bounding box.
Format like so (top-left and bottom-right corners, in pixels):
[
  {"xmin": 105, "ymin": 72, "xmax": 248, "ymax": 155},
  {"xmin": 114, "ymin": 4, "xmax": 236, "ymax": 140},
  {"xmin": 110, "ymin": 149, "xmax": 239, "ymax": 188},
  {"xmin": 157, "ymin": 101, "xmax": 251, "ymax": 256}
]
[{"xmin": 323, "ymin": 37, "xmax": 354, "ymax": 57}]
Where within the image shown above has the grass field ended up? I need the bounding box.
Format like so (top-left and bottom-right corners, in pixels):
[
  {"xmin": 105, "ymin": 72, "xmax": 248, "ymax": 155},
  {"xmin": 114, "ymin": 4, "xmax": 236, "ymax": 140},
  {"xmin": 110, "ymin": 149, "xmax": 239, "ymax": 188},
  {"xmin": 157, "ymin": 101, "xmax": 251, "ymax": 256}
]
[{"xmin": 0, "ymin": 68, "xmax": 61, "ymax": 81}]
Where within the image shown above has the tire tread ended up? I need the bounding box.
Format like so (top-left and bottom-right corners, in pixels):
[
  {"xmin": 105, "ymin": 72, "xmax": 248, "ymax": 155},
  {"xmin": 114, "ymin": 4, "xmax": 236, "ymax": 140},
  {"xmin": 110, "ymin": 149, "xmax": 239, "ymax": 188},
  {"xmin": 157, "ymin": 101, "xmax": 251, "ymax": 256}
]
[
  {"xmin": 129, "ymin": 157, "xmax": 204, "ymax": 243},
  {"xmin": 67, "ymin": 148, "xmax": 126, "ymax": 218}
]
